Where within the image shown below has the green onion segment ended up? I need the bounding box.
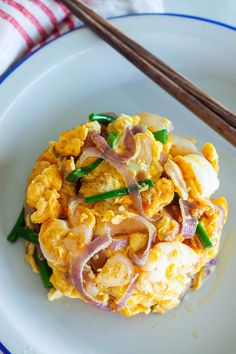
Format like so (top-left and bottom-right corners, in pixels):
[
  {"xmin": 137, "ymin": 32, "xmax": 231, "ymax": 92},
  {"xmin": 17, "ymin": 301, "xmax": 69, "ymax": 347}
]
[
  {"xmin": 89, "ymin": 113, "xmax": 117, "ymax": 125},
  {"xmin": 7, "ymin": 208, "xmax": 25, "ymax": 243},
  {"xmin": 66, "ymin": 130, "xmax": 118, "ymax": 183},
  {"xmin": 16, "ymin": 227, "xmax": 38, "ymax": 244},
  {"xmin": 84, "ymin": 179, "xmax": 153, "ymax": 203},
  {"xmin": 196, "ymin": 222, "xmax": 213, "ymax": 249},
  {"xmin": 34, "ymin": 248, "xmax": 53, "ymax": 289},
  {"xmin": 153, "ymin": 129, "xmax": 168, "ymax": 144}
]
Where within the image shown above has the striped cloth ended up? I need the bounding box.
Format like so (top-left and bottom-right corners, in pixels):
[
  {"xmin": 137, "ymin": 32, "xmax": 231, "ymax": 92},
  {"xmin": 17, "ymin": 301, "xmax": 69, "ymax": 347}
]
[{"xmin": 0, "ymin": 0, "xmax": 164, "ymax": 76}]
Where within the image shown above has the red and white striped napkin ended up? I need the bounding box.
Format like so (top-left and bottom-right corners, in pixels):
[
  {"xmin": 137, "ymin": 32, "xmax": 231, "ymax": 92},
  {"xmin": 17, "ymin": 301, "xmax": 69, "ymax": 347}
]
[{"xmin": 0, "ymin": 0, "xmax": 164, "ymax": 76}]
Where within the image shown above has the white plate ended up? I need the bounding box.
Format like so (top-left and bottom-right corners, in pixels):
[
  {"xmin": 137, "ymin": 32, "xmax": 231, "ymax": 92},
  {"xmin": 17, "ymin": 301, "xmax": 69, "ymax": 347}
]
[{"xmin": 0, "ymin": 14, "xmax": 235, "ymax": 354}]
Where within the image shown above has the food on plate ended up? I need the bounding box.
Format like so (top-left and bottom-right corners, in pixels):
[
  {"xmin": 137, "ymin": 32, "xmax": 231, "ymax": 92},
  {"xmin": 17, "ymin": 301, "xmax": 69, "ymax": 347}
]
[{"xmin": 8, "ymin": 112, "xmax": 228, "ymax": 316}]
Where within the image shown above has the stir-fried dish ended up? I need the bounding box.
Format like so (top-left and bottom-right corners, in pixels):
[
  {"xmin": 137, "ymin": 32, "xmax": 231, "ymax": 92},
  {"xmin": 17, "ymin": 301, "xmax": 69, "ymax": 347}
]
[{"xmin": 8, "ymin": 112, "xmax": 228, "ymax": 316}]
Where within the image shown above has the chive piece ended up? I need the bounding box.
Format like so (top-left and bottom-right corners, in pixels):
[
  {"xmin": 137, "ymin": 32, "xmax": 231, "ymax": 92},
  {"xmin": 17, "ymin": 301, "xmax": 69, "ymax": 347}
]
[
  {"xmin": 170, "ymin": 193, "xmax": 212, "ymax": 249},
  {"xmin": 67, "ymin": 130, "xmax": 119, "ymax": 183},
  {"xmin": 173, "ymin": 194, "xmax": 212, "ymax": 249},
  {"xmin": 153, "ymin": 129, "xmax": 168, "ymax": 144},
  {"xmin": 85, "ymin": 187, "xmax": 128, "ymax": 203},
  {"xmin": 34, "ymin": 248, "xmax": 53, "ymax": 289},
  {"xmin": 16, "ymin": 227, "xmax": 38, "ymax": 244},
  {"xmin": 107, "ymin": 131, "xmax": 118, "ymax": 149},
  {"xmin": 89, "ymin": 113, "xmax": 117, "ymax": 125},
  {"xmin": 66, "ymin": 158, "xmax": 103, "ymax": 182},
  {"xmin": 196, "ymin": 222, "xmax": 213, "ymax": 249},
  {"xmin": 7, "ymin": 208, "xmax": 25, "ymax": 243},
  {"xmin": 84, "ymin": 179, "xmax": 153, "ymax": 203}
]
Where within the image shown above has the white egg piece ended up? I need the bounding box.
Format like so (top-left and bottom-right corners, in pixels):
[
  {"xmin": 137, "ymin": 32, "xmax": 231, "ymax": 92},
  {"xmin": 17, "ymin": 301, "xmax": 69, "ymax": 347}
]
[
  {"xmin": 138, "ymin": 112, "xmax": 174, "ymax": 132},
  {"xmin": 175, "ymin": 154, "xmax": 220, "ymax": 198}
]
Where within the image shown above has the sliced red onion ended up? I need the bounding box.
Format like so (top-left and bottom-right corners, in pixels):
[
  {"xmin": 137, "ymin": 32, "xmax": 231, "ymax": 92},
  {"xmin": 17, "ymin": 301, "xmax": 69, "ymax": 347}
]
[
  {"xmin": 161, "ymin": 204, "xmax": 181, "ymax": 241},
  {"xmin": 78, "ymin": 149, "xmax": 149, "ymax": 220},
  {"xmin": 100, "ymin": 125, "xmax": 108, "ymax": 140},
  {"xmin": 205, "ymin": 258, "xmax": 217, "ymax": 276},
  {"xmin": 91, "ymin": 129, "xmax": 136, "ymax": 162},
  {"xmin": 128, "ymin": 160, "xmax": 141, "ymax": 173},
  {"xmin": 123, "ymin": 128, "xmax": 137, "ymax": 160},
  {"xmin": 165, "ymin": 199, "xmax": 197, "ymax": 239},
  {"xmin": 108, "ymin": 236, "xmax": 128, "ymax": 251},
  {"xmin": 83, "ymin": 265, "xmax": 93, "ymax": 282},
  {"xmin": 209, "ymin": 258, "xmax": 217, "ymax": 266},
  {"xmin": 108, "ymin": 159, "xmax": 160, "ymax": 221},
  {"xmin": 70, "ymin": 224, "xmax": 112, "ymax": 311},
  {"xmin": 82, "ymin": 266, "xmax": 99, "ymax": 296},
  {"xmin": 106, "ymin": 157, "xmax": 143, "ymax": 211},
  {"xmin": 79, "ymin": 147, "xmax": 104, "ymax": 163},
  {"xmin": 179, "ymin": 199, "xmax": 198, "ymax": 238},
  {"xmin": 128, "ymin": 215, "xmax": 156, "ymax": 267},
  {"xmin": 116, "ymin": 273, "xmax": 139, "ymax": 310},
  {"xmin": 108, "ymin": 216, "xmax": 156, "ymax": 267},
  {"xmin": 80, "ymin": 134, "xmax": 157, "ymax": 221},
  {"xmin": 83, "ymin": 132, "xmax": 96, "ymax": 149},
  {"xmin": 164, "ymin": 159, "xmax": 188, "ymax": 200},
  {"xmin": 131, "ymin": 124, "xmax": 146, "ymax": 135}
]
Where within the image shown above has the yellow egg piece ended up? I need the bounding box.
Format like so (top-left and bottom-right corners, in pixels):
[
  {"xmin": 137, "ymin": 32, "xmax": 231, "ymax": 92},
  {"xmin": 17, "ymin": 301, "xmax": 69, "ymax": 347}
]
[{"xmin": 23, "ymin": 112, "xmax": 228, "ymax": 317}]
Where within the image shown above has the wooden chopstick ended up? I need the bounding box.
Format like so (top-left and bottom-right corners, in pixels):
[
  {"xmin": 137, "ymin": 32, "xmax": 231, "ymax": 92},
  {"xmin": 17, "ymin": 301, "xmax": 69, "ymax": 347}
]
[
  {"xmin": 65, "ymin": 0, "xmax": 236, "ymax": 130},
  {"xmin": 61, "ymin": 0, "xmax": 236, "ymax": 147}
]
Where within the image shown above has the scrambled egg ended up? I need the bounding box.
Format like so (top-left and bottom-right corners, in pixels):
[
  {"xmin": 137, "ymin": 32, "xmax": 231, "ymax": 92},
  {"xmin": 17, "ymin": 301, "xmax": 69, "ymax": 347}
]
[
  {"xmin": 25, "ymin": 112, "xmax": 228, "ymax": 317},
  {"xmin": 26, "ymin": 164, "xmax": 62, "ymax": 223}
]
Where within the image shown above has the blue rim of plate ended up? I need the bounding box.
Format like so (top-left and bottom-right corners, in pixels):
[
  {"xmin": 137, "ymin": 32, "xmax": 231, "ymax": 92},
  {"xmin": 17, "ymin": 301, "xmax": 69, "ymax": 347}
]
[
  {"xmin": 0, "ymin": 12, "xmax": 236, "ymax": 85},
  {"xmin": 0, "ymin": 342, "xmax": 11, "ymax": 354}
]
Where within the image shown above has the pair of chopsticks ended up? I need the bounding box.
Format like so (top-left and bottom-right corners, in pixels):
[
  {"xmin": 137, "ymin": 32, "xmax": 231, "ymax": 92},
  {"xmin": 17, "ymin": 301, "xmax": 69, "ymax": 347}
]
[{"xmin": 61, "ymin": 0, "xmax": 236, "ymax": 147}]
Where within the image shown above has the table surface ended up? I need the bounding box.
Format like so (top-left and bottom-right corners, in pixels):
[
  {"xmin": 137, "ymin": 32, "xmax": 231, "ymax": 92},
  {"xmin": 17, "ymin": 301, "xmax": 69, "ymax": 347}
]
[{"xmin": 164, "ymin": 0, "xmax": 236, "ymax": 27}]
